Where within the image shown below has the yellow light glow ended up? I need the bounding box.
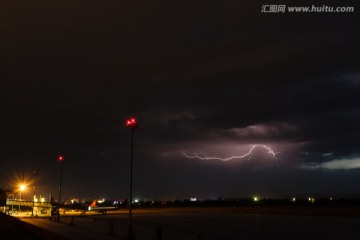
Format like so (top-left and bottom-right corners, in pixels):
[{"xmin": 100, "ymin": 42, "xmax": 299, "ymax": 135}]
[{"xmin": 19, "ymin": 184, "xmax": 26, "ymax": 191}]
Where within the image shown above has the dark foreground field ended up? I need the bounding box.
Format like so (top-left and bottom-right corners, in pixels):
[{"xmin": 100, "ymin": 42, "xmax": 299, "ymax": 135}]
[
  {"xmin": 2, "ymin": 206, "xmax": 360, "ymax": 239},
  {"xmin": 0, "ymin": 212, "xmax": 68, "ymax": 240}
]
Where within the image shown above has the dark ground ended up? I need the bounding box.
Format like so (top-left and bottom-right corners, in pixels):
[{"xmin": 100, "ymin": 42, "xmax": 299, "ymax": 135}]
[
  {"xmin": 0, "ymin": 212, "xmax": 69, "ymax": 240},
  {"xmin": 2, "ymin": 206, "xmax": 360, "ymax": 240}
]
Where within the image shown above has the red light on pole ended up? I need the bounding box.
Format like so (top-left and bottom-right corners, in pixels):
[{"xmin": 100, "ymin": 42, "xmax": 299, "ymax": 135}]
[
  {"xmin": 57, "ymin": 155, "xmax": 65, "ymax": 221},
  {"xmin": 126, "ymin": 117, "xmax": 138, "ymax": 128},
  {"xmin": 125, "ymin": 117, "xmax": 138, "ymax": 239}
]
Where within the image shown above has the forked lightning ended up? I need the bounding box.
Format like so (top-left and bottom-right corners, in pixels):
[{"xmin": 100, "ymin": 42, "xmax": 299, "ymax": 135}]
[{"xmin": 183, "ymin": 145, "xmax": 279, "ymax": 162}]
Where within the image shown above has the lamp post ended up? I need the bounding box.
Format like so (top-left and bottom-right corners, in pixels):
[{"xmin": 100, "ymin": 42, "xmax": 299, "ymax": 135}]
[
  {"xmin": 32, "ymin": 170, "xmax": 38, "ymax": 216},
  {"xmin": 19, "ymin": 184, "xmax": 26, "ymax": 211},
  {"xmin": 126, "ymin": 117, "xmax": 139, "ymax": 240},
  {"xmin": 58, "ymin": 156, "xmax": 65, "ymax": 210}
]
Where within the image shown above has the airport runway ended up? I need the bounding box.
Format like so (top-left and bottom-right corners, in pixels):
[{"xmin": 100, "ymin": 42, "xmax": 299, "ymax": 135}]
[{"xmin": 20, "ymin": 207, "xmax": 360, "ymax": 240}]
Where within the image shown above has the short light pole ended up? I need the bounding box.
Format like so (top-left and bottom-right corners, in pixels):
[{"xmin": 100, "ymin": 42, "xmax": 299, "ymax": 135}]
[
  {"xmin": 126, "ymin": 117, "xmax": 139, "ymax": 240},
  {"xmin": 19, "ymin": 184, "xmax": 26, "ymax": 211},
  {"xmin": 32, "ymin": 170, "xmax": 38, "ymax": 216}
]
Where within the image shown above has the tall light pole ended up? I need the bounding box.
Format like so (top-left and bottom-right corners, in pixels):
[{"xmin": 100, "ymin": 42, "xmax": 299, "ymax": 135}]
[
  {"xmin": 126, "ymin": 117, "xmax": 138, "ymax": 240},
  {"xmin": 32, "ymin": 170, "xmax": 38, "ymax": 216},
  {"xmin": 58, "ymin": 156, "xmax": 65, "ymax": 208}
]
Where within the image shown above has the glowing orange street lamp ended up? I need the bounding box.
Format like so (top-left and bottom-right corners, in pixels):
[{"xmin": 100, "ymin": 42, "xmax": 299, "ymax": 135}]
[{"xmin": 125, "ymin": 117, "xmax": 138, "ymax": 240}]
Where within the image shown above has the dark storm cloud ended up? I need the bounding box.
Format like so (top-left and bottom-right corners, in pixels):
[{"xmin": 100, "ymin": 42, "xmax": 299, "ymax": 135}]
[
  {"xmin": 140, "ymin": 78, "xmax": 359, "ymax": 146},
  {"xmin": 1, "ymin": 0, "xmax": 360, "ymax": 198}
]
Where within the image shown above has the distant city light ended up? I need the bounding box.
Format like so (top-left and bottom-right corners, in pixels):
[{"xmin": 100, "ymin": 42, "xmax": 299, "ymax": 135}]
[
  {"xmin": 58, "ymin": 155, "xmax": 64, "ymax": 161},
  {"xmin": 253, "ymin": 196, "xmax": 259, "ymax": 202},
  {"xmin": 190, "ymin": 198, "xmax": 197, "ymax": 202},
  {"xmin": 291, "ymin": 197, "xmax": 296, "ymax": 202},
  {"xmin": 70, "ymin": 198, "xmax": 79, "ymax": 204}
]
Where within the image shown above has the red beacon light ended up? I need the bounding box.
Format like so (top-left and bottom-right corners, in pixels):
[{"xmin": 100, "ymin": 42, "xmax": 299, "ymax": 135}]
[
  {"xmin": 126, "ymin": 117, "xmax": 138, "ymax": 128},
  {"xmin": 58, "ymin": 155, "xmax": 64, "ymax": 161}
]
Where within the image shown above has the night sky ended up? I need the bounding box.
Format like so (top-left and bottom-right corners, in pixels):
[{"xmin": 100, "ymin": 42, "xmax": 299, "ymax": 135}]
[{"xmin": 1, "ymin": 1, "xmax": 360, "ymax": 201}]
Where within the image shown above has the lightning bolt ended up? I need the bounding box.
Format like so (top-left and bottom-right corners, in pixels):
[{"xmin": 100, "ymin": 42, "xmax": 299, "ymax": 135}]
[{"xmin": 182, "ymin": 145, "xmax": 280, "ymax": 162}]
